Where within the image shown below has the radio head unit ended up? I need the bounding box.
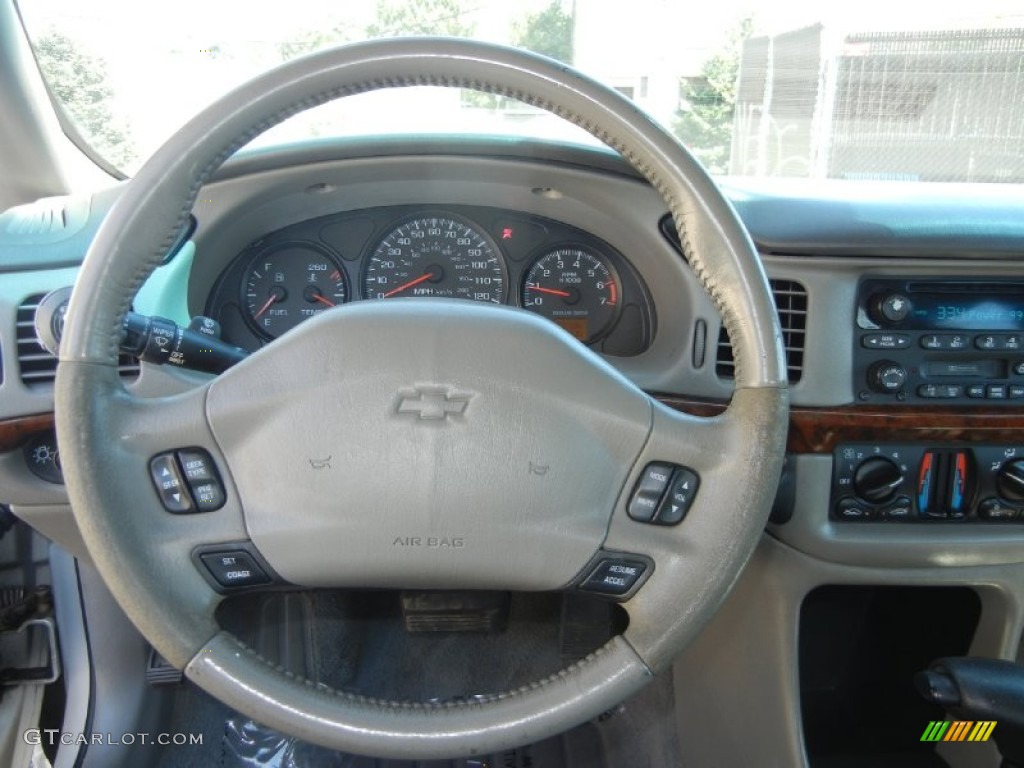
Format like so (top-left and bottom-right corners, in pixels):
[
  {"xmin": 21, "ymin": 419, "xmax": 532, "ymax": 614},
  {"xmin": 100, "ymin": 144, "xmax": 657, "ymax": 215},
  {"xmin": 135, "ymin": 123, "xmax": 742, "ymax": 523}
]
[{"xmin": 855, "ymin": 279, "xmax": 1024, "ymax": 405}]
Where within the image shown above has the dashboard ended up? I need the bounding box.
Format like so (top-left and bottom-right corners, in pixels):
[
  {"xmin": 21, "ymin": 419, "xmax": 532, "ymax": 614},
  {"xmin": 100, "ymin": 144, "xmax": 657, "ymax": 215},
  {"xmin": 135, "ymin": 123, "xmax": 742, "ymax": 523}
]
[
  {"xmin": 206, "ymin": 203, "xmax": 653, "ymax": 355},
  {"xmin": 2, "ymin": 137, "xmax": 1024, "ymax": 767}
]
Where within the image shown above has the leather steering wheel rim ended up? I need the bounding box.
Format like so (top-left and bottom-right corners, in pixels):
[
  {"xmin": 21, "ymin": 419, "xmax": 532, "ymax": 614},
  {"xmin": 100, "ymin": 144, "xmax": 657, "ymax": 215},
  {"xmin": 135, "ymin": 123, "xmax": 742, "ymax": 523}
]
[{"xmin": 55, "ymin": 38, "xmax": 788, "ymax": 759}]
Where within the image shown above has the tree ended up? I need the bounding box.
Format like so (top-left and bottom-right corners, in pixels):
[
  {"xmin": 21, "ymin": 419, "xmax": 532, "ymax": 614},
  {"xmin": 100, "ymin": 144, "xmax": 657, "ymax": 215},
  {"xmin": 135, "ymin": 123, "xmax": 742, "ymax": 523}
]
[
  {"xmin": 278, "ymin": 23, "xmax": 356, "ymax": 61},
  {"xmin": 365, "ymin": 0, "xmax": 474, "ymax": 38},
  {"xmin": 33, "ymin": 31, "xmax": 136, "ymax": 171},
  {"xmin": 673, "ymin": 18, "xmax": 752, "ymax": 174},
  {"xmin": 513, "ymin": 1, "xmax": 573, "ymax": 63}
]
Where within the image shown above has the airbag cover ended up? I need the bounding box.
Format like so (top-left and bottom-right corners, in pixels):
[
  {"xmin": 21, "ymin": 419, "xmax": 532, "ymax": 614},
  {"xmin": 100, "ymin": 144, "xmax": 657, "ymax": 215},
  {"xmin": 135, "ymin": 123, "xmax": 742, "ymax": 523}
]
[{"xmin": 206, "ymin": 300, "xmax": 651, "ymax": 589}]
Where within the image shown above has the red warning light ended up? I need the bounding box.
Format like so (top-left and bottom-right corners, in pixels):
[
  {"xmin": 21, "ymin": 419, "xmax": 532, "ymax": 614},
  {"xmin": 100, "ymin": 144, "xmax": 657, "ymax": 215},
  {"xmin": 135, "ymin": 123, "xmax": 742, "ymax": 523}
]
[{"xmin": 501, "ymin": 227, "xmax": 514, "ymax": 240}]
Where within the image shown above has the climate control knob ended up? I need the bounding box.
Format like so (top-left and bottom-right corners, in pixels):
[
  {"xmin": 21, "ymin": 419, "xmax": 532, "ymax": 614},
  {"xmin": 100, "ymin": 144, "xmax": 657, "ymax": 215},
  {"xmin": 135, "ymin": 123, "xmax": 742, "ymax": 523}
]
[
  {"xmin": 997, "ymin": 459, "xmax": 1024, "ymax": 502},
  {"xmin": 868, "ymin": 360, "xmax": 907, "ymax": 394},
  {"xmin": 854, "ymin": 457, "xmax": 904, "ymax": 503}
]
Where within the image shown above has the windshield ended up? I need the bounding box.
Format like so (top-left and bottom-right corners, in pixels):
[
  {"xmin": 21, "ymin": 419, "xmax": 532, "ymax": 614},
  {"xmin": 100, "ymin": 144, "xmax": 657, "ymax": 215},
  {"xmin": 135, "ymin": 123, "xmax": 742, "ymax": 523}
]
[{"xmin": 16, "ymin": 0, "xmax": 1024, "ymax": 182}]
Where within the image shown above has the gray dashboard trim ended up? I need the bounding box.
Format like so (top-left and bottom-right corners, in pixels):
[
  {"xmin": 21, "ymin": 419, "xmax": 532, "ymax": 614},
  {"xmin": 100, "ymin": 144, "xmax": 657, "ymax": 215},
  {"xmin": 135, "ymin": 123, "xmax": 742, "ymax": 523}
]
[{"xmin": 2, "ymin": 139, "xmax": 1023, "ymax": 277}]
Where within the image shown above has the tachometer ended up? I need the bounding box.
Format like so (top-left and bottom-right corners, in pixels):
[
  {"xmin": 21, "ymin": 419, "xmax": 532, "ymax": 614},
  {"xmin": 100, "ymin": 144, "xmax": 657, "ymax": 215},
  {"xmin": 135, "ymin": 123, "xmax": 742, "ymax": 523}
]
[
  {"xmin": 363, "ymin": 215, "xmax": 506, "ymax": 303},
  {"xmin": 243, "ymin": 242, "xmax": 347, "ymax": 339},
  {"xmin": 521, "ymin": 247, "xmax": 620, "ymax": 342}
]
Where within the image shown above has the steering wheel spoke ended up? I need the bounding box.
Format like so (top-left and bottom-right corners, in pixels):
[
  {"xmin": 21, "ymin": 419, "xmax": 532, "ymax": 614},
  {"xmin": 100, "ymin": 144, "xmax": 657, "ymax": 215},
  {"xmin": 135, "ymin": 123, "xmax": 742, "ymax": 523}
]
[
  {"xmin": 56, "ymin": 361, "xmax": 248, "ymax": 665},
  {"xmin": 603, "ymin": 388, "xmax": 788, "ymax": 671}
]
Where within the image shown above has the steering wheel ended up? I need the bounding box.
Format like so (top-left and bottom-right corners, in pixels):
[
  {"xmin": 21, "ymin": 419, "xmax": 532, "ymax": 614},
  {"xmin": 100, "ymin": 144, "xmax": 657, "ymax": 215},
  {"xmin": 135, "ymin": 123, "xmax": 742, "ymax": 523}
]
[{"xmin": 55, "ymin": 38, "xmax": 787, "ymax": 759}]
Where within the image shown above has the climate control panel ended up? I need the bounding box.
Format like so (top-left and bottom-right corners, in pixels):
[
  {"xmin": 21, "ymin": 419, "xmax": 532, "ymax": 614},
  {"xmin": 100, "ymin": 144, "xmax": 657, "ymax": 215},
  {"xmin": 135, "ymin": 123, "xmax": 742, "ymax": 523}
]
[{"xmin": 832, "ymin": 443, "xmax": 1024, "ymax": 522}]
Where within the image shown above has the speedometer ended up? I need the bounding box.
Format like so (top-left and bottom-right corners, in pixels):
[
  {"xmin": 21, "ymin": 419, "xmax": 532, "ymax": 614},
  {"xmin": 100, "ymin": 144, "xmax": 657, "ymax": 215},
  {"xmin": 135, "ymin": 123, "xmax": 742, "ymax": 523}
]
[{"xmin": 363, "ymin": 215, "xmax": 506, "ymax": 303}]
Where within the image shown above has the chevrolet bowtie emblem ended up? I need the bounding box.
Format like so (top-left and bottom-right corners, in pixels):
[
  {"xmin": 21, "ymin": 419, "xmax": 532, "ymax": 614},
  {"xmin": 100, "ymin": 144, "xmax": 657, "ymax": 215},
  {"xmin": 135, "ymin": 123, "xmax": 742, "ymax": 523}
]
[{"xmin": 396, "ymin": 388, "xmax": 472, "ymax": 421}]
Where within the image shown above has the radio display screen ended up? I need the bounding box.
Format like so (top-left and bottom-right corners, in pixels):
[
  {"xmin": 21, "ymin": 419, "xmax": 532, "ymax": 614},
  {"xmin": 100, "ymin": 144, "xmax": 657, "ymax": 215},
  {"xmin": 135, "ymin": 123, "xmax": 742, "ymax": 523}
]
[{"xmin": 909, "ymin": 297, "xmax": 1024, "ymax": 330}]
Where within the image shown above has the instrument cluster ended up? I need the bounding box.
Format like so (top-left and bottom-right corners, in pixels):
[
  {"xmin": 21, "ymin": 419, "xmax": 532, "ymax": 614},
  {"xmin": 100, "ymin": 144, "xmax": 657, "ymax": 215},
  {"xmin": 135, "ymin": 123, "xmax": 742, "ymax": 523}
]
[{"xmin": 206, "ymin": 204, "xmax": 655, "ymax": 355}]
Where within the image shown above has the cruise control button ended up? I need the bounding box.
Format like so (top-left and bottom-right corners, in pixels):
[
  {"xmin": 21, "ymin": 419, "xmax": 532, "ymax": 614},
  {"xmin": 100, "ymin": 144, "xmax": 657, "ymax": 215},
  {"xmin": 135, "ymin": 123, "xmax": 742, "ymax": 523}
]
[
  {"xmin": 627, "ymin": 462, "xmax": 673, "ymax": 522},
  {"xmin": 978, "ymin": 498, "xmax": 1019, "ymax": 520},
  {"xmin": 149, "ymin": 454, "xmax": 194, "ymax": 513},
  {"xmin": 654, "ymin": 468, "xmax": 700, "ymax": 525},
  {"xmin": 200, "ymin": 551, "xmax": 270, "ymax": 588},
  {"xmin": 580, "ymin": 558, "xmax": 647, "ymax": 596}
]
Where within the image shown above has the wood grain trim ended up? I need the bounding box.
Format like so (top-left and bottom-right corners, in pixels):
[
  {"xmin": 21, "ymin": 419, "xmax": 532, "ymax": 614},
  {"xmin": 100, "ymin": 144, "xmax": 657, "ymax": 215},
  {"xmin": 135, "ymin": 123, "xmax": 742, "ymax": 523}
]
[
  {"xmin": 656, "ymin": 396, "xmax": 1024, "ymax": 453},
  {"xmin": 0, "ymin": 413, "xmax": 55, "ymax": 453},
  {"xmin": 3, "ymin": 402, "xmax": 1023, "ymax": 456}
]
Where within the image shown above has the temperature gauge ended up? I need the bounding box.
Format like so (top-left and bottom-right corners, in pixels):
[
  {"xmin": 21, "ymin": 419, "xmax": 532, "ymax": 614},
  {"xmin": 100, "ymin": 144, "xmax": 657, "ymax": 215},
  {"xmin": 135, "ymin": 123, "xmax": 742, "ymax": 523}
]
[
  {"xmin": 521, "ymin": 247, "xmax": 620, "ymax": 343},
  {"xmin": 243, "ymin": 242, "xmax": 347, "ymax": 339}
]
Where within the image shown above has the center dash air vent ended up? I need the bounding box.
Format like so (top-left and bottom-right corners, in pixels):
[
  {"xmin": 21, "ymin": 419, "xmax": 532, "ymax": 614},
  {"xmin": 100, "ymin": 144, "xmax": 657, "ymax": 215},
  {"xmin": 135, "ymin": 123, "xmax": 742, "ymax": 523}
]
[
  {"xmin": 715, "ymin": 279, "xmax": 807, "ymax": 383},
  {"xmin": 17, "ymin": 294, "xmax": 139, "ymax": 388}
]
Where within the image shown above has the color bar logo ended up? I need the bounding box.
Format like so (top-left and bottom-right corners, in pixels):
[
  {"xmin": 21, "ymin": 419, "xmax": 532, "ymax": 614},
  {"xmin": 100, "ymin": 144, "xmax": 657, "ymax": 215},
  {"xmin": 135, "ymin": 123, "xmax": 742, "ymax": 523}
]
[{"xmin": 921, "ymin": 721, "xmax": 996, "ymax": 742}]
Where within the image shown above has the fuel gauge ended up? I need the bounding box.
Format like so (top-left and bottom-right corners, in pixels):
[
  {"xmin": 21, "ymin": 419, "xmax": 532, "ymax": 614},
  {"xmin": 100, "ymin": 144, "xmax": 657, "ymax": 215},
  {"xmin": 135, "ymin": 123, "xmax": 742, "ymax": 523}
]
[
  {"xmin": 243, "ymin": 242, "xmax": 347, "ymax": 339},
  {"xmin": 521, "ymin": 247, "xmax": 620, "ymax": 343}
]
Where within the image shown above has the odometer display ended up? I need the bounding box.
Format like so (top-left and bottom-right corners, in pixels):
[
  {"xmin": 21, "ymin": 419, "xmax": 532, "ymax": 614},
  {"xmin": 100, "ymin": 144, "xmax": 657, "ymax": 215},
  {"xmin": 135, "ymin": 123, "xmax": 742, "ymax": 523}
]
[
  {"xmin": 522, "ymin": 247, "xmax": 620, "ymax": 342},
  {"xmin": 363, "ymin": 215, "xmax": 506, "ymax": 303}
]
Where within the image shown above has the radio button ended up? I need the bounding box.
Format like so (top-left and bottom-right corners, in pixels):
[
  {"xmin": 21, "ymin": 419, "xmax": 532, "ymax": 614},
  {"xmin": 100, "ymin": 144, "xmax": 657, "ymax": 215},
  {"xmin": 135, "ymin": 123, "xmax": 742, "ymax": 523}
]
[
  {"xmin": 1009, "ymin": 385, "xmax": 1024, "ymax": 399},
  {"xmin": 921, "ymin": 334, "xmax": 970, "ymax": 351},
  {"xmin": 879, "ymin": 294, "xmax": 912, "ymax": 323},
  {"xmin": 967, "ymin": 384, "xmax": 987, "ymax": 399},
  {"xmin": 918, "ymin": 384, "xmax": 962, "ymax": 399},
  {"xmin": 1006, "ymin": 336, "xmax": 1022, "ymax": 351},
  {"xmin": 976, "ymin": 335, "xmax": 1000, "ymax": 350},
  {"xmin": 862, "ymin": 333, "xmax": 911, "ymax": 350},
  {"xmin": 987, "ymin": 385, "xmax": 1007, "ymax": 399},
  {"xmin": 869, "ymin": 361, "xmax": 907, "ymax": 393}
]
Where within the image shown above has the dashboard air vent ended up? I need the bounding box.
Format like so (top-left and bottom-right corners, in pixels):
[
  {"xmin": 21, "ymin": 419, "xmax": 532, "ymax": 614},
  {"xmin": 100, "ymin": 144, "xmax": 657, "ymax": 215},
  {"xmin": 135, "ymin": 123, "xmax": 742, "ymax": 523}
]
[
  {"xmin": 715, "ymin": 279, "xmax": 807, "ymax": 383},
  {"xmin": 3, "ymin": 199, "xmax": 68, "ymax": 237},
  {"xmin": 17, "ymin": 294, "xmax": 139, "ymax": 388}
]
